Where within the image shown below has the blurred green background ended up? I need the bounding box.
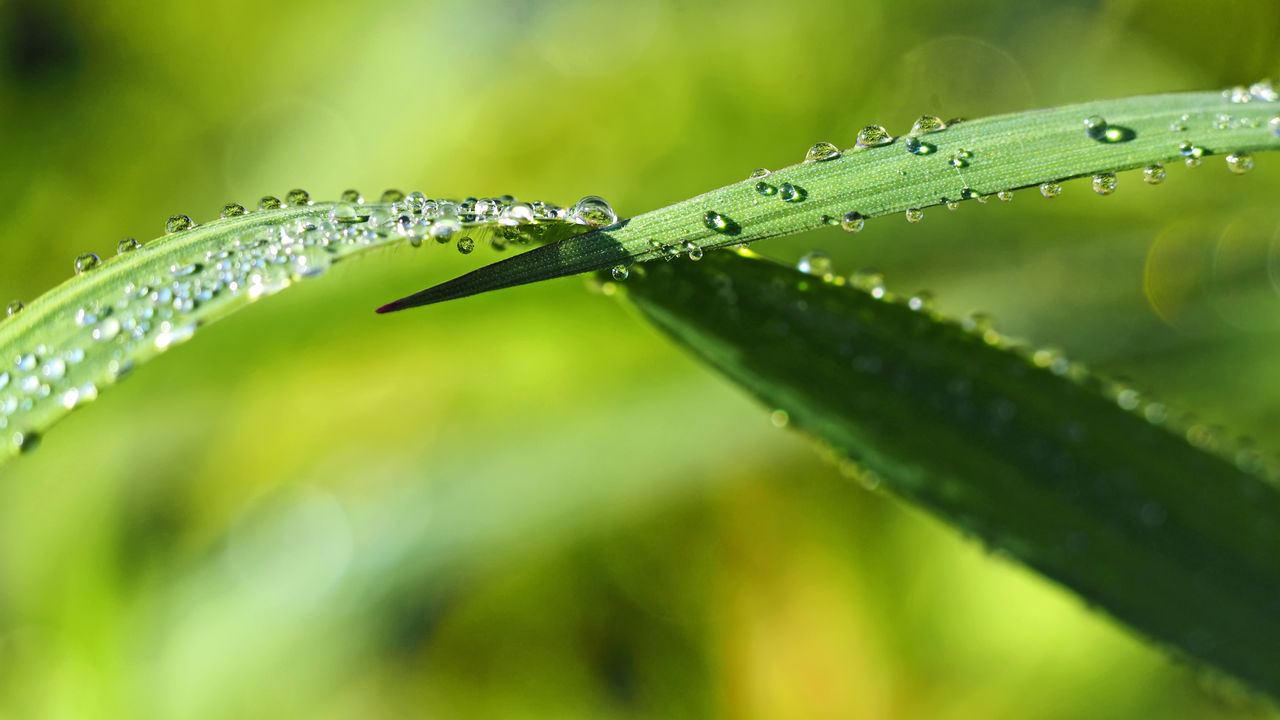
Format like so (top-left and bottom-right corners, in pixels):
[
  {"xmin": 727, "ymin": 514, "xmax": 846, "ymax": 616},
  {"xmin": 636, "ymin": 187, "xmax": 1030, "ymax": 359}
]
[{"xmin": 1, "ymin": 0, "xmax": 1279, "ymax": 717}]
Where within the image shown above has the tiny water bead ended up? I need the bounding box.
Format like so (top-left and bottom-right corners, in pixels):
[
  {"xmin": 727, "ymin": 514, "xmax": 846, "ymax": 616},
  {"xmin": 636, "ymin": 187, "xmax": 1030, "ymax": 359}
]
[
  {"xmin": 1084, "ymin": 115, "xmax": 1108, "ymax": 141},
  {"xmin": 1039, "ymin": 182, "xmax": 1062, "ymax": 198},
  {"xmin": 754, "ymin": 182, "xmax": 777, "ymax": 197},
  {"xmin": 905, "ymin": 207, "xmax": 924, "ymax": 223},
  {"xmin": 73, "ymin": 253, "xmax": 101, "ymax": 275},
  {"xmin": 116, "ymin": 237, "xmax": 142, "ymax": 254},
  {"xmin": 1143, "ymin": 164, "xmax": 1166, "ymax": 184},
  {"xmin": 909, "ymin": 115, "xmax": 947, "ymax": 135},
  {"xmin": 1178, "ymin": 141, "xmax": 1205, "ymax": 159},
  {"xmin": 804, "ymin": 141, "xmax": 841, "ymax": 163},
  {"xmin": 611, "ymin": 265, "xmax": 630, "ymax": 281},
  {"xmin": 340, "ymin": 189, "xmax": 363, "ymax": 204},
  {"xmin": 840, "ymin": 211, "xmax": 865, "ymax": 233},
  {"xmin": 778, "ymin": 182, "xmax": 805, "ymax": 202},
  {"xmin": 903, "ymin": 136, "xmax": 935, "ymax": 155},
  {"xmin": 220, "ymin": 202, "xmax": 247, "ymax": 219},
  {"xmin": 456, "ymin": 237, "xmax": 475, "ymax": 254},
  {"xmin": 259, "ymin": 196, "xmax": 283, "ymax": 210},
  {"xmin": 948, "ymin": 149, "xmax": 973, "ymax": 168},
  {"xmin": 997, "ymin": 190, "xmax": 1014, "ymax": 202},
  {"xmin": 166, "ymin": 215, "xmax": 194, "ymax": 234},
  {"xmin": 1092, "ymin": 173, "xmax": 1118, "ymax": 196},
  {"xmin": 285, "ymin": 189, "xmax": 311, "ymax": 206},
  {"xmin": 686, "ymin": 244, "xmax": 704, "ymax": 261},
  {"xmin": 5, "ymin": 301, "xmax": 22, "ymax": 317},
  {"xmin": 570, "ymin": 195, "xmax": 617, "ymax": 227},
  {"xmin": 703, "ymin": 210, "xmax": 731, "ymax": 232},
  {"xmin": 855, "ymin": 125, "xmax": 893, "ymax": 149},
  {"xmin": 749, "ymin": 168, "xmax": 771, "ymax": 179},
  {"xmin": 797, "ymin": 251, "xmax": 833, "ymax": 278},
  {"xmin": 908, "ymin": 291, "xmax": 934, "ymax": 312},
  {"xmin": 1225, "ymin": 152, "xmax": 1254, "ymax": 174}
]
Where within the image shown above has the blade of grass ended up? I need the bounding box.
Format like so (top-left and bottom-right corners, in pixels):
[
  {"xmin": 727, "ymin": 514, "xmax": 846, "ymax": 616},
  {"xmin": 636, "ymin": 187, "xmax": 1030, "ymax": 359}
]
[
  {"xmin": 619, "ymin": 247, "xmax": 1280, "ymax": 698},
  {"xmin": 379, "ymin": 88, "xmax": 1280, "ymax": 309}
]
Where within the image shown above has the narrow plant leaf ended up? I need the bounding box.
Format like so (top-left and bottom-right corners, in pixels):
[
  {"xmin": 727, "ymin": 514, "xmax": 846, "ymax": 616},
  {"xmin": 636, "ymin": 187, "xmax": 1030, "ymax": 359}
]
[
  {"xmin": 380, "ymin": 88, "xmax": 1280, "ymax": 309},
  {"xmin": 0, "ymin": 194, "xmax": 592, "ymax": 463},
  {"xmin": 620, "ymin": 247, "xmax": 1280, "ymax": 698}
]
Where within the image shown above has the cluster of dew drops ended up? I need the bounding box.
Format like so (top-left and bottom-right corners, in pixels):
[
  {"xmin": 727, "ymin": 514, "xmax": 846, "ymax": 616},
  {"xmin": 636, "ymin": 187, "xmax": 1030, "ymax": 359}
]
[{"xmin": 0, "ymin": 188, "xmax": 617, "ymax": 454}]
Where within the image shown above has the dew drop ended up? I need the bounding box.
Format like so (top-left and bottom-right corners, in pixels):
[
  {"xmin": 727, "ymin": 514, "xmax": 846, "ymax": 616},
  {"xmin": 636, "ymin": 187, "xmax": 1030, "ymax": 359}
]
[
  {"xmin": 1250, "ymin": 80, "xmax": 1278, "ymax": 102},
  {"xmin": 778, "ymin": 182, "xmax": 805, "ymax": 202},
  {"xmin": 997, "ymin": 190, "xmax": 1014, "ymax": 202},
  {"xmin": 855, "ymin": 125, "xmax": 893, "ymax": 148},
  {"xmin": 703, "ymin": 210, "xmax": 731, "ymax": 232},
  {"xmin": 570, "ymin": 195, "xmax": 617, "ymax": 227},
  {"xmin": 686, "ymin": 244, "xmax": 704, "ymax": 261},
  {"xmin": 1091, "ymin": 173, "xmax": 1118, "ymax": 196},
  {"xmin": 1143, "ymin": 164, "xmax": 1166, "ymax": 184},
  {"xmin": 1039, "ymin": 182, "xmax": 1062, "ymax": 198},
  {"xmin": 429, "ymin": 217, "xmax": 461, "ymax": 243},
  {"xmin": 259, "ymin": 196, "xmax": 283, "ymax": 210},
  {"xmin": 908, "ymin": 291, "xmax": 934, "ymax": 312},
  {"xmin": 804, "ymin": 141, "xmax": 841, "ymax": 163},
  {"xmin": 749, "ymin": 168, "xmax": 771, "ymax": 179},
  {"xmin": 755, "ymin": 181, "xmax": 776, "ymax": 196},
  {"xmin": 1083, "ymin": 115, "xmax": 1108, "ymax": 141},
  {"xmin": 1225, "ymin": 85, "xmax": 1252, "ymax": 103},
  {"xmin": 116, "ymin": 237, "xmax": 142, "ymax": 254},
  {"xmin": 1170, "ymin": 115, "xmax": 1188, "ymax": 132},
  {"xmin": 285, "ymin": 189, "xmax": 311, "ymax": 206},
  {"xmin": 341, "ymin": 189, "xmax": 363, "ymax": 204},
  {"xmin": 850, "ymin": 269, "xmax": 885, "ymax": 298},
  {"xmin": 329, "ymin": 203, "xmax": 367, "ymax": 224},
  {"xmin": 797, "ymin": 251, "xmax": 833, "ymax": 278},
  {"xmin": 5, "ymin": 301, "xmax": 23, "ymax": 317},
  {"xmin": 1178, "ymin": 141, "xmax": 1205, "ymax": 159},
  {"xmin": 166, "ymin": 215, "xmax": 194, "ymax": 233},
  {"xmin": 910, "ymin": 115, "xmax": 946, "ymax": 135},
  {"xmin": 840, "ymin": 211, "xmax": 865, "ymax": 233},
  {"xmin": 1225, "ymin": 151, "xmax": 1254, "ymax": 174},
  {"xmin": 611, "ymin": 265, "xmax": 630, "ymax": 281},
  {"xmin": 380, "ymin": 189, "xmax": 405, "ymax": 203},
  {"xmin": 905, "ymin": 207, "xmax": 924, "ymax": 223},
  {"xmin": 74, "ymin": 252, "xmax": 101, "ymax": 274},
  {"xmin": 220, "ymin": 202, "xmax": 247, "ymax": 219},
  {"xmin": 13, "ymin": 431, "xmax": 38, "ymax": 454},
  {"xmin": 456, "ymin": 237, "xmax": 475, "ymax": 254},
  {"xmin": 903, "ymin": 137, "xmax": 934, "ymax": 155}
]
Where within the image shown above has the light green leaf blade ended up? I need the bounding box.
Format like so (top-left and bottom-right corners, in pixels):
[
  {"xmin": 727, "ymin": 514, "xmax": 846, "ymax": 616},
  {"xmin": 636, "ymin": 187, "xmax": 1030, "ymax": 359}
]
[{"xmin": 620, "ymin": 247, "xmax": 1280, "ymax": 698}]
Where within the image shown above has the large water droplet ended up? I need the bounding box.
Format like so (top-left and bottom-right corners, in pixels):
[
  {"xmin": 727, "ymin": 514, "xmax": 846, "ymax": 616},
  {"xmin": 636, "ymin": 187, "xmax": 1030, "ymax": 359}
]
[
  {"xmin": 905, "ymin": 207, "xmax": 923, "ymax": 223},
  {"xmin": 855, "ymin": 125, "xmax": 893, "ymax": 148},
  {"xmin": 778, "ymin": 182, "xmax": 805, "ymax": 202},
  {"xmin": 840, "ymin": 211, "xmax": 865, "ymax": 233},
  {"xmin": 74, "ymin": 253, "xmax": 101, "ymax": 274},
  {"xmin": 220, "ymin": 202, "xmax": 247, "ymax": 219},
  {"xmin": 703, "ymin": 210, "xmax": 731, "ymax": 232},
  {"xmin": 341, "ymin": 189, "xmax": 363, "ymax": 204},
  {"xmin": 1092, "ymin": 173, "xmax": 1118, "ymax": 195},
  {"xmin": 116, "ymin": 237, "xmax": 141, "ymax": 254},
  {"xmin": 611, "ymin": 265, "xmax": 629, "ymax": 281},
  {"xmin": 1039, "ymin": 182, "xmax": 1062, "ymax": 198},
  {"xmin": 570, "ymin": 196, "xmax": 617, "ymax": 227},
  {"xmin": 804, "ymin": 141, "xmax": 841, "ymax": 163},
  {"xmin": 166, "ymin": 215, "xmax": 194, "ymax": 233},
  {"xmin": 286, "ymin": 189, "xmax": 311, "ymax": 206},
  {"xmin": 755, "ymin": 182, "xmax": 776, "ymax": 196},
  {"xmin": 1249, "ymin": 80, "xmax": 1278, "ymax": 102},
  {"xmin": 797, "ymin": 251, "xmax": 833, "ymax": 278},
  {"xmin": 1143, "ymin": 164, "xmax": 1166, "ymax": 184},
  {"xmin": 1226, "ymin": 151, "xmax": 1254, "ymax": 174},
  {"xmin": 457, "ymin": 237, "xmax": 475, "ymax": 254},
  {"xmin": 1083, "ymin": 115, "xmax": 1108, "ymax": 140},
  {"xmin": 259, "ymin": 196, "xmax": 283, "ymax": 210},
  {"xmin": 909, "ymin": 115, "xmax": 946, "ymax": 135}
]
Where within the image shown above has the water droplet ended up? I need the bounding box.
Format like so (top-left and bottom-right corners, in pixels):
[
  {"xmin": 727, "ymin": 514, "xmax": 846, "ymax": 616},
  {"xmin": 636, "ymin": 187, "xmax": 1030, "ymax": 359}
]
[
  {"xmin": 1143, "ymin": 164, "xmax": 1166, "ymax": 184},
  {"xmin": 840, "ymin": 211, "xmax": 865, "ymax": 233},
  {"xmin": 1039, "ymin": 182, "xmax": 1062, "ymax": 198},
  {"xmin": 220, "ymin": 202, "xmax": 247, "ymax": 219},
  {"xmin": 686, "ymin": 244, "xmax": 704, "ymax": 261},
  {"xmin": 910, "ymin": 115, "xmax": 946, "ymax": 134},
  {"xmin": 749, "ymin": 168, "xmax": 771, "ymax": 179},
  {"xmin": 997, "ymin": 190, "xmax": 1014, "ymax": 202},
  {"xmin": 1178, "ymin": 141, "xmax": 1205, "ymax": 159},
  {"xmin": 1225, "ymin": 85, "xmax": 1252, "ymax": 103},
  {"xmin": 770, "ymin": 410, "xmax": 789, "ymax": 428},
  {"xmin": 330, "ymin": 204, "xmax": 368, "ymax": 224},
  {"xmin": 379, "ymin": 189, "xmax": 404, "ymax": 203},
  {"xmin": 755, "ymin": 182, "xmax": 776, "ymax": 196},
  {"xmin": 74, "ymin": 252, "xmax": 101, "ymax": 274},
  {"xmin": 1250, "ymin": 80, "xmax": 1278, "ymax": 102},
  {"xmin": 166, "ymin": 215, "xmax": 194, "ymax": 233},
  {"xmin": 13, "ymin": 431, "xmax": 38, "ymax": 454},
  {"xmin": 1270, "ymin": 115, "xmax": 1280, "ymax": 137},
  {"xmin": 1170, "ymin": 115, "xmax": 1188, "ymax": 132},
  {"xmin": 456, "ymin": 237, "xmax": 475, "ymax": 254},
  {"xmin": 1091, "ymin": 173, "xmax": 1118, "ymax": 195},
  {"xmin": 1083, "ymin": 115, "xmax": 1108, "ymax": 140},
  {"xmin": 903, "ymin": 136, "xmax": 935, "ymax": 155},
  {"xmin": 908, "ymin": 291, "xmax": 934, "ymax": 312},
  {"xmin": 804, "ymin": 141, "xmax": 841, "ymax": 163},
  {"xmin": 429, "ymin": 217, "xmax": 461, "ymax": 243},
  {"xmin": 778, "ymin": 182, "xmax": 805, "ymax": 202},
  {"xmin": 797, "ymin": 251, "xmax": 833, "ymax": 278},
  {"xmin": 258, "ymin": 196, "xmax": 282, "ymax": 210},
  {"xmin": 116, "ymin": 237, "xmax": 141, "ymax": 255},
  {"xmin": 703, "ymin": 210, "xmax": 732, "ymax": 232},
  {"xmin": 948, "ymin": 152, "xmax": 970, "ymax": 168},
  {"xmin": 855, "ymin": 125, "xmax": 893, "ymax": 148},
  {"xmin": 6, "ymin": 301, "xmax": 23, "ymax": 317},
  {"xmin": 905, "ymin": 207, "xmax": 924, "ymax": 223},
  {"xmin": 1226, "ymin": 151, "xmax": 1254, "ymax": 174},
  {"xmin": 570, "ymin": 195, "xmax": 617, "ymax": 227},
  {"xmin": 285, "ymin": 189, "xmax": 311, "ymax": 206},
  {"xmin": 945, "ymin": 200, "xmax": 959, "ymax": 210},
  {"xmin": 611, "ymin": 265, "xmax": 629, "ymax": 281},
  {"xmin": 341, "ymin": 189, "xmax": 363, "ymax": 204},
  {"xmin": 850, "ymin": 269, "xmax": 885, "ymax": 298}
]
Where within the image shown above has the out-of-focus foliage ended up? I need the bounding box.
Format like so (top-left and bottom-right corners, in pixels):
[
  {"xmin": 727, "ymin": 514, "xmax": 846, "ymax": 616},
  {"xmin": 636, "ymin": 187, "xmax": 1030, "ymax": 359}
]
[{"xmin": 0, "ymin": 0, "xmax": 1278, "ymax": 717}]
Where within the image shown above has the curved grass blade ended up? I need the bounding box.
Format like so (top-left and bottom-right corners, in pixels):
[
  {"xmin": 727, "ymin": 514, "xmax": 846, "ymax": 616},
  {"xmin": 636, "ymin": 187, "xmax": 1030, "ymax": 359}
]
[
  {"xmin": 380, "ymin": 88, "xmax": 1280, "ymax": 310},
  {"xmin": 620, "ymin": 248, "xmax": 1280, "ymax": 698},
  {"xmin": 0, "ymin": 194, "xmax": 590, "ymax": 464}
]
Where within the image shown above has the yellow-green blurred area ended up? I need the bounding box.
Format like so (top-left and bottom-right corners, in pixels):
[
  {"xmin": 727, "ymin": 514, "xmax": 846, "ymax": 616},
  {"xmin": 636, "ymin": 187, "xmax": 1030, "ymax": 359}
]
[{"xmin": 0, "ymin": 0, "xmax": 1278, "ymax": 716}]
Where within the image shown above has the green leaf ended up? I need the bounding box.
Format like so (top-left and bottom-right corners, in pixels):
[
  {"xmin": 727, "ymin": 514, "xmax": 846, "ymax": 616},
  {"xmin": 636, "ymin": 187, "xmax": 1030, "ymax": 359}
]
[
  {"xmin": 379, "ymin": 89, "xmax": 1280, "ymax": 309},
  {"xmin": 619, "ymin": 247, "xmax": 1280, "ymax": 698}
]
